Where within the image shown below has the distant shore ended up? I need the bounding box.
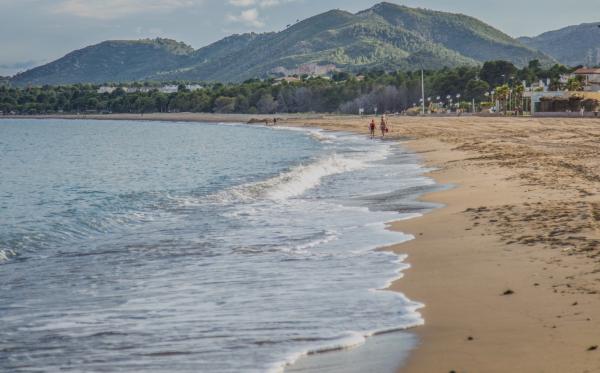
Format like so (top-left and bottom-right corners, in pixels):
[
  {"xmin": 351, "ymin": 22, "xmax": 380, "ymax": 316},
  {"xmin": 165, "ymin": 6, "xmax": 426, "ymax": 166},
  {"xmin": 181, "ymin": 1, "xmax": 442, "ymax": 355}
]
[{"xmin": 0, "ymin": 112, "xmax": 323, "ymax": 124}]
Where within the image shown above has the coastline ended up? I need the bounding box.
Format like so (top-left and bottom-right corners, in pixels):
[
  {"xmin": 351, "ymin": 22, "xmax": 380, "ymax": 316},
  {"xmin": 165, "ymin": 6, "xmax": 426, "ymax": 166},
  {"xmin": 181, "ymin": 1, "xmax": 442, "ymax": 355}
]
[
  {"xmin": 7, "ymin": 114, "xmax": 600, "ymax": 372},
  {"xmin": 0, "ymin": 113, "xmax": 324, "ymax": 124},
  {"xmin": 284, "ymin": 115, "xmax": 600, "ymax": 373}
]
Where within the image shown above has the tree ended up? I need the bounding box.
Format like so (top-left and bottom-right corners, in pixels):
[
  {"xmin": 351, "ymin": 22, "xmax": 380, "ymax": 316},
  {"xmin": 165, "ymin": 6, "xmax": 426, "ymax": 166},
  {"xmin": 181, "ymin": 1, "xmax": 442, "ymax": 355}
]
[
  {"xmin": 494, "ymin": 84, "xmax": 511, "ymax": 114},
  {"xmin": 256, "ymin": 93, "xmax": 277, "ymax": 114},
  {"xmin": 480, "ymin": 61, "xmax": 517, "ymax": 87},
  {"xmin": 213, "ymin": 96, "xmax": 236, "ymax": 113},
  {"xmin": 465, "ymin": 79, "xmax": 490, "ymax": 101},
  {"xmin": 567, "ymin": 77, "xmax": 583, "ymax": 91}
]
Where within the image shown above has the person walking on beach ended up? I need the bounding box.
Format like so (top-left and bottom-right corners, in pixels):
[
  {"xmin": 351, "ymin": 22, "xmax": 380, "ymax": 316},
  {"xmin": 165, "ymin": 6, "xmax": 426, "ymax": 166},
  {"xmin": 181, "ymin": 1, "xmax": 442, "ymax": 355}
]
[
  {"xmin": 369, "ymin": 119, "xmax": 376, "ymax": 139},
  {"xmin": 380, "ymin": 115, "xmax": 388, "ymax": 138}
]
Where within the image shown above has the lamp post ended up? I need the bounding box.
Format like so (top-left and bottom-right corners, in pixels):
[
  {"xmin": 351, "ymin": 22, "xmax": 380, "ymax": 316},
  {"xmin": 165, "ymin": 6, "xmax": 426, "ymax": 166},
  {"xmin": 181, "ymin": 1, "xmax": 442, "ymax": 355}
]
[{"xmin": 421, "ymin": 69, "xmax": 426, "ymax": 115}]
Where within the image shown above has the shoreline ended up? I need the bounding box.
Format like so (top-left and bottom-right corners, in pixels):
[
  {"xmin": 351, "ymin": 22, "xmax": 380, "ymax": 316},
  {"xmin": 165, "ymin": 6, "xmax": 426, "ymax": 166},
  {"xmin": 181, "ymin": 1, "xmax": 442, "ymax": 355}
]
[
  {"xmin": 0, "ymin": 113, "xmax": 325, "ymax": 124},
  {"xmin": 283, "ymin": 115, "xmax": 600, "ymax": 373},
  {"xmin": 6, "ymin": 114, "xmax": 600, "ymax": 372}
]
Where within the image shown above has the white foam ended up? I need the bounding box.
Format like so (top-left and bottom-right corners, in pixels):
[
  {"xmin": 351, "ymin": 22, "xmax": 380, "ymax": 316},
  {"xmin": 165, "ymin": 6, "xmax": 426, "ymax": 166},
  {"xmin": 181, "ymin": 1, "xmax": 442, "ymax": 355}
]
[
  {"xmin": 266, "ymin": 154, "xmax": 365, "ymax": 200},
  {"xmin": 0, "ymin": 248, "xmax": 16, "ymax": 262},
  {"xmin": 208, "ymin": 153, "xmax": 368, "ymax": 204}
]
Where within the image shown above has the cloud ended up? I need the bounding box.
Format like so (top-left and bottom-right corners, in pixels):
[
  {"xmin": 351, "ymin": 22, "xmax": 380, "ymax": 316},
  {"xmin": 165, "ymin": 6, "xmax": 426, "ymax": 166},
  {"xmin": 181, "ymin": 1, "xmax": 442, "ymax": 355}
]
[
  {"xmin": 228, "ymin": 0, "xmax": 293, "ymax": 8},
  {"xmin": 227, "ymin": 8, "xmax": 264, "ymax": 27},
  {"xmin": 257, "ymin": 0, "xmax": 286, "ymax": 7},
  {"xmin": 229, "ymin": 0, "xmax": 255, "ymax": 6},
  {"xmin": 53, "ymin": 0, "xmax": 203, "ymax": 20}
]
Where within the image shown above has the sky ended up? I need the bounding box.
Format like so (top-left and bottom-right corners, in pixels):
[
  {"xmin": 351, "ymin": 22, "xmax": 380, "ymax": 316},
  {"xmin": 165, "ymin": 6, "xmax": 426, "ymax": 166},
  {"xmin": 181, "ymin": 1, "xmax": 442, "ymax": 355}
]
[{"xmin": 1, "ymin": 0, "xmax": 599, "ymax": 76}]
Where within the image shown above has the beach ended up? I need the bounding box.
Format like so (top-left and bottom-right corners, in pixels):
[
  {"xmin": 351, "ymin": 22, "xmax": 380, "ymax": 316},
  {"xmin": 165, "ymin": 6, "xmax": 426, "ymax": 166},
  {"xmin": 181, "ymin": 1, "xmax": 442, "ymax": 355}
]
[
  {"xmin": 282, "ymin": 115, "xmax": 600, "ymax": 372},
  {"xmin": 6, "ymin": 113, "xmax": 600, "ymax": 372}
]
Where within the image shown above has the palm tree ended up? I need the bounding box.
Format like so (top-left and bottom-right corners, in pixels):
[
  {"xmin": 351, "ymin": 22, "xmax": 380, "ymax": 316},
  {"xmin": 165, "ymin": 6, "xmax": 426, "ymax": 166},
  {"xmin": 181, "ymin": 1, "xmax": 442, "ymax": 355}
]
[
  {"xmin": 495, "ymin": 84, "xmax": 511, "ymax": 115},
  {"xmin": 514, "ymin": 84, "xmax": 524, "ymax": 115},
  {"xmin": 567, "ymin": 77, "xmax": 583, "ymax": 91}
]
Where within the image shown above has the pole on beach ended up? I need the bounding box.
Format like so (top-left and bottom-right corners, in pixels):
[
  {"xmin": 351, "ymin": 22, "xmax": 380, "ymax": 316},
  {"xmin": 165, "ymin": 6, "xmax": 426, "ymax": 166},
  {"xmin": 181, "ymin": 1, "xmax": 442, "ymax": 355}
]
[{"xmin": 421, "ymin": 69, "xmax": 426, "ymax": 115}]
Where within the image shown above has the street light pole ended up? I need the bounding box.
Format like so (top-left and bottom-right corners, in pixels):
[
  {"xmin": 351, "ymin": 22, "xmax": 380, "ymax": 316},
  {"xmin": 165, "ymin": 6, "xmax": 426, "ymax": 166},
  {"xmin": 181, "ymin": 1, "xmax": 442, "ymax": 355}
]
[{"xmin": 421, "ymin": 69, "xmax": 426, "ymax": 115}]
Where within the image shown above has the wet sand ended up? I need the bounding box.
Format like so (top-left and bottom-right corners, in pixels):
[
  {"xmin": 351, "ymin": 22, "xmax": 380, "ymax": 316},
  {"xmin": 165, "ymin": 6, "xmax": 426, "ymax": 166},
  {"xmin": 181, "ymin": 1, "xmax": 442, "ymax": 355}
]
[{"xmin": 283, "ymin": 115, "xmax": 600, "ymax": 373}]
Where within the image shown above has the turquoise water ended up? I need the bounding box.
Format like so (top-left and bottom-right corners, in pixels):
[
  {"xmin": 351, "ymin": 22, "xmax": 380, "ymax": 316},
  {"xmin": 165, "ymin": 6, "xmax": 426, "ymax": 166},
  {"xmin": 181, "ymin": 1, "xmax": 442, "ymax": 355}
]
[{"xmin": 0, "ymin": 119, "xmax": 435, "ymax": 372}]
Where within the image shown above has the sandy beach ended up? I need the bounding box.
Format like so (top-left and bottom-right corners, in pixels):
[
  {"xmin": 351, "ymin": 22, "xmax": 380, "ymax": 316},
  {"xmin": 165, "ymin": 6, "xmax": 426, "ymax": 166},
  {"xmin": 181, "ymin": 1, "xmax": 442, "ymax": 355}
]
[
  {"xmin": 8, "ymin": 113, "xmax": 600, "ymax": 372},
  {"xmin": 282, "ymin": 115, "xmax": 600, "ymax": 373}
]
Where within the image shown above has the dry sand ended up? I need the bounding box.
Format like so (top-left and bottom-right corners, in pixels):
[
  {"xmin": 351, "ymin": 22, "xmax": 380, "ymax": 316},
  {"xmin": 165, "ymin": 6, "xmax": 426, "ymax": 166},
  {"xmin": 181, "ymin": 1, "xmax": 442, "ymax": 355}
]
[
  {"xmin": 282, "ymin": 115, "xmax": 600, "ymax": 373},
  {"xmin": 10, "ymin": 113, "xmax": 600, "ymax": 372}
]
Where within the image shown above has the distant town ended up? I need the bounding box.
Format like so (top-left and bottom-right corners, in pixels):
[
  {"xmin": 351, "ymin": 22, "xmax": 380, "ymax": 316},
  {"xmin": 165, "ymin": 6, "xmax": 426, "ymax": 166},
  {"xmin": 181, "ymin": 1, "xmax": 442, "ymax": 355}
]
[{"xmin": 1, "ymin": 60, "xmax": 599, "ymax": 117}]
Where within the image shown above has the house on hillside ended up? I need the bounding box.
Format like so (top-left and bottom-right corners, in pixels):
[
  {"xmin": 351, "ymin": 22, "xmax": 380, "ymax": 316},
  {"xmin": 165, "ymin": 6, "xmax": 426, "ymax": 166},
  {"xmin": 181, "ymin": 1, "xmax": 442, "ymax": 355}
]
[
  {"xmin": 97, "ymin": 86, "xmax": 117, "ymax": 94},
  {"xmin": 186, "ymin": 84, "xmax": 204, "ymax": 91},
  {"xmin": 273, "ymin": 76, "xmax": 301, "ymax": 85},
  {"xmin": 159, "ymin": 85, "xmax": 179, "ymax": 94},
  {"xmin": 573, "ymin": 68, "xmax": 600, "ymax": 92}
]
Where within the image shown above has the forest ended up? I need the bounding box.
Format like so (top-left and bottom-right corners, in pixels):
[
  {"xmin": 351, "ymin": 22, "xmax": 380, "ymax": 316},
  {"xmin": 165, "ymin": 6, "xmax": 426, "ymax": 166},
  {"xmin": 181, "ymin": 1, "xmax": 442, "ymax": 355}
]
[{"xmin": 0, "ymin": 60, "xmax": 572, "ymax": 115}]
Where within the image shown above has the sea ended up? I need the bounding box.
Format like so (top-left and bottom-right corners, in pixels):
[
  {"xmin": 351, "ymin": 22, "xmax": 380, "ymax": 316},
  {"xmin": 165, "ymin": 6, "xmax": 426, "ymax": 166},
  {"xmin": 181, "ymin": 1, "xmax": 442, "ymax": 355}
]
[{"xmin": 0, "ymin": 119, "xmax": 437, "ymax": 373}]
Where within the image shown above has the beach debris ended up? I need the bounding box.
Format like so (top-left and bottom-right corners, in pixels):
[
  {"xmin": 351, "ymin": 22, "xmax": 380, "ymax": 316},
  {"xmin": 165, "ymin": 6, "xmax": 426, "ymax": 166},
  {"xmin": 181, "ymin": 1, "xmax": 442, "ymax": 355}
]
[
  {"xmin": 467, "ymin": 336, "xmax": 474, "ymax": 341},
  {"xmin": 587, "ymin": 345, "xmax": 598, "ymax": 351},
  {"xmin": 572, "ymin": 301, "xmax": 578, "ymax": 306},
  {"xmin": 534, "ymin": 283, "xmax": 540, "ymax": 286},
  {"xmin": 502, "ymin": 289, "xmax": 515, "ymax": 296}
]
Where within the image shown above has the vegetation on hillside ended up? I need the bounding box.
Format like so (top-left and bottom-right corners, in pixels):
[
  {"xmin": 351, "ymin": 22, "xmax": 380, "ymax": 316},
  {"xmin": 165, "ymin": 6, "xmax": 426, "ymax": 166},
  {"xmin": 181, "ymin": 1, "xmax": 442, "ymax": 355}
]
[
  {"xmin": 1, "ymin": 60, "xmax": 571, "ymax": 115},
  {"xmin": 10, "ymin": 3, "xmax": 552, "ymax": 86},
  {"xmin": 519, "ymin": 23, "xmax": 600, "ymax": 67},
  {"xmin": 10, "ymin": 38, "xmax": 194, "ymax": 86}
]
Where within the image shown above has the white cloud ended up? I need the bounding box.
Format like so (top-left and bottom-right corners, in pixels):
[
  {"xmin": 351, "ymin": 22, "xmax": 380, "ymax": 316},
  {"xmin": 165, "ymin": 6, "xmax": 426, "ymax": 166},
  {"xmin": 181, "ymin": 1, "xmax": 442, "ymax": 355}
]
[
  {"xmin": 257, "ymin": 0, "xmax": 284, "ymax": 7},
  {"xmin": 229, "ymin": 0, "xmax": 255, "ymax": 6},
  {"xmin": 227, "ymin": 8, "xmax": 264, "ymax": 27},
  {"xmin": 228, "ymin": 0, "xmax": 293, "ymax": 8},
  {"xmin": 53, "ymin": 0, "xmax": 203, "ymax": 20}
]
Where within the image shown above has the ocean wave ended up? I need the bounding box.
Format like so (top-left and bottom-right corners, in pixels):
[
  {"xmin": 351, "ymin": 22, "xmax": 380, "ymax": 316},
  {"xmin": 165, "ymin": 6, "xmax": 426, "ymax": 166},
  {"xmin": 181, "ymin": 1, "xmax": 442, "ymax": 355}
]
[
  {"xmin": 0, "ymin": 248, "xmax": 16, "ymax": 263},
  {"xmin": 272, "ymin": 126, "xmax": 339, "ymax": 143},
  {"xmin": 207, "ymin": 154, "xmax": 368, "ymax": 204},
  {"xmin": 270, "ymin": 311, "xmax": 424, "ymax": 373}
]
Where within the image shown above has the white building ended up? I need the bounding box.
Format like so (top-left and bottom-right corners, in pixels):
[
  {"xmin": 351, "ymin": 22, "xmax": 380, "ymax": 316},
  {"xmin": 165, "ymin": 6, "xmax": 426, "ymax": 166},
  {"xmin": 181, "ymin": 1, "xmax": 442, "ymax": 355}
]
[
  {"xmin": 97, "ymin": 86, "xmax": 117, "ymax": 94},
  {"xmin": 573, "ymin": 68, "xmax": 600, "ymax": 92},
  {"xmin": 186, "ymin": 84, "xmax": 203, "ymax": 91},
  {"xmin": 159, "ymin": 85, "xmax": 179, "ymax": 94}
]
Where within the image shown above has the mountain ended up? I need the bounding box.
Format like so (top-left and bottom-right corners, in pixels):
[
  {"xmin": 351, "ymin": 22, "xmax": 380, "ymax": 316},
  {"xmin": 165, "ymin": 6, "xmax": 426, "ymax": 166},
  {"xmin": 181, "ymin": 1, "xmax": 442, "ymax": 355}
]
[
  {"xmin": 518, "ymin": 23, "xmax": 600, "ymax": 67},
  {"xmin": 11, "ymin": 2, "xmax": 552, "ymax": 86},
  {"xmin": 11, "ymin": 38, "xmax": 194, "ymax": 86}
]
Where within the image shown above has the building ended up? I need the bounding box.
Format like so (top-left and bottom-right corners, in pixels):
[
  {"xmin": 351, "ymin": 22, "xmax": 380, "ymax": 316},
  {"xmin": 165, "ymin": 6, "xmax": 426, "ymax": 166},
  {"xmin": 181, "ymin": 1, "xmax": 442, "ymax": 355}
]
[
  {"xmin": 273, "ymin": 76, "xmax": 301, "ymax": 84},
  {"xmin": 530, "ymin": 91, "xmax": 600, "ymax": 115},
  {"xmin": 97, "ymin": 86, "xmax": 117, "ymax": 94},
  {"xmin": 159, "ymin": 85, "xmax": 178, "ymax": 94},
  {"xmin": 186, "ymin": 84, "xmax": 204, "ymax": 91},
  {"xmin": 271, "ymin": 63, "xmax": 338, "ymax": 78},
  {"xmin": 573, "ymin": 68, "xmax": 600, "ymax": 92}
]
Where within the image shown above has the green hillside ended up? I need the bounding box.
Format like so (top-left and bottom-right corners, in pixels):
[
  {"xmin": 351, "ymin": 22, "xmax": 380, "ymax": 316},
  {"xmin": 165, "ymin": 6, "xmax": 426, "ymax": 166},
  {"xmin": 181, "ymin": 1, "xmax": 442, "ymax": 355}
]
[
  {"xmin": 11, "ymin": 2, "xmax": 553, "ymax": 85},
  {"xmin": 11, "ymin": 38, "xmax": 194, "ymax": 86},
  {"xmin": 518, "ymin": 22, "xmax": 600, "ymax": 67}
]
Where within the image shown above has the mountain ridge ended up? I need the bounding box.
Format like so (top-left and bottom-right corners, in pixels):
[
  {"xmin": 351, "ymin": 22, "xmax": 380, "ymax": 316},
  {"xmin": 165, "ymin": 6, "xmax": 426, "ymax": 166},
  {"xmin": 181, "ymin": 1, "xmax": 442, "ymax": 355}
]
[
  {"xmin": 11, "ymin": 2, "xmax": 553, "ymax": 86},
  {"xmin": 518, "ymin": 22, "xmax": 600, "ymax": 67}
]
